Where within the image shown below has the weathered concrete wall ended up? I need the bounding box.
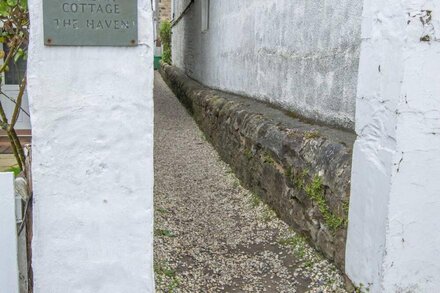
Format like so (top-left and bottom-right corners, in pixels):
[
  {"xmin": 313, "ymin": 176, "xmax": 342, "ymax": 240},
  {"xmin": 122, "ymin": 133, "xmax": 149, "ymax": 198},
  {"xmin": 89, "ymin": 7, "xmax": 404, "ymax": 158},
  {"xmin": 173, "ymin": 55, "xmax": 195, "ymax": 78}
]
[
  {"xmin": 28, "ymin": 0, "xmax": 155, "ymax": 292},
  {"xmin": 160, "ymin": 63, "xmax": 355, "ymax": 272},
  {"xmin": 172, "ymin": 0, "xmax": 363, "ymax": 129},
  {"xmin": 346, "ymin": 1, "xmax": 440, "ymax": 292}
]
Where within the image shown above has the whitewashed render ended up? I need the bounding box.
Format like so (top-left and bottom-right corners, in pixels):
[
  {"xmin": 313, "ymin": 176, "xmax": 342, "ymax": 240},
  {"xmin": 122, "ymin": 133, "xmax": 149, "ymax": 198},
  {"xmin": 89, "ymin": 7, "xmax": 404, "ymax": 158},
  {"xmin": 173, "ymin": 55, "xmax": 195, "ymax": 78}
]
[
  {"xmin": 0, "ymin": 173, "xmax": 19, "ymax": 293},
  {"xmin": 346, "ymin": 0, "xmax": 440, "ymax": 292},
  {"xmin": 172, "ymin": 0, "xmax": 363, "ymax": 129},
  {"xmin": 28, "ymin": 0, "xmax": 155, "ymax": 292}
]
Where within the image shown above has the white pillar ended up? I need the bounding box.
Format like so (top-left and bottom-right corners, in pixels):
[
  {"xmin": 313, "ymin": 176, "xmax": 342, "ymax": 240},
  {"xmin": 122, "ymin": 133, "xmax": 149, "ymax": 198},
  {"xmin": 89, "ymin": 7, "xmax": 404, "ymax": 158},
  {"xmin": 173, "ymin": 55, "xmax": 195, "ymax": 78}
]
[
  {"xmin": 0, "ymin": 173, "xmax": 19, "ymax": 293},
  {"xmin": 28, "ymin": 1, "xmax": 154, "ymax": 292},
  {"xmin": 346, "ymin": 1, "xmax": 440, "ymax": 292}
]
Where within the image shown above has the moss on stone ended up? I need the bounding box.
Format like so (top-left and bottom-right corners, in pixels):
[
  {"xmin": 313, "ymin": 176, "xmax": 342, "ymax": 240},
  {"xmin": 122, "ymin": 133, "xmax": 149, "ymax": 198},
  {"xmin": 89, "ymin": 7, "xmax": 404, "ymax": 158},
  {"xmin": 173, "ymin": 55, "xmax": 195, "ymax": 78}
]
[
  {"xmin": 250, "ymin": 193, "xmax": 262, "ymax": 207},
  {"xmin": 342, "ymin": 200, "xmax": 350, "ymax": 215},
  {"xmin": 209, "ymin": 96, "xmax": 225, "ymax": 109},
  {"xmin": 294, "ymin": 169, "xmax": 308, "ymax": 190},
  {"xmin": 304, "ymin": 176, "xmax": 346, "ymax": 232},
  {"xmin": 304, "ymin": 130, "xmax": 321, "ymax": 139},
  {"xmin": 244, "ymin": 148, "xmax": 253, "ymax": 160},
  {"xmin": 262, "ymin": 152, "xmax": 275, "ymax": 165},
  {"xmin": 284, "ymin": 166, "xmax": 293, "ymax": 179}
]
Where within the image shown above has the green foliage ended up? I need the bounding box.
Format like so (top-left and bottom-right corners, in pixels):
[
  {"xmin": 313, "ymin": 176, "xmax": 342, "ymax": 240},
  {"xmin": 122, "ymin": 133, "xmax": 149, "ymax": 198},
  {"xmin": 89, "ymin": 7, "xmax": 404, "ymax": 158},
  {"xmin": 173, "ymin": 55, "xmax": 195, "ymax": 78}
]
[
  {"xmin": 243, "ymin": 148, "xmax": 253, "ymax": 160},
  {"xmin": 157, "ymin": 207, "xmax": 169, "ymax": 215},
  {"xmin": 262, "ymin": 152, "xmax": 275, "ymax": 165},
  {"xmin": 249, "ymin": 193, "xmax": 261, "ymax": 207},
  {"xmin": 155, "ymin": 228, "xmax": 176, "ymax": 238},
  {"xmin": 0, "ymin": 0, "xmax": 29, "ymax": 171},
  {"xmin": 262, "ymin": 207, "xmax": 277, "ymax": 222},
  {"xmin": 287, "ymin": 168, "xmax": 348, "ymax": 232},
  {"xmin": 154, "ymin": 261, "xmax": 180, "ymax": 291},
  {"xmin": 294, "ymin": 169, "xmax": 308, "ymax": 190},
  {"xmin": 355, "ymin": 283, "xmax": 370, "ymax": 293},
  {"xmin": 159, "ymin": 20, "xmax": 172, "ymax": 64},
  {"xmin": 162, "ymin": 45, "xmax": 171, "ymax": 65},
  {"xmin": 0, "ymin": 0, "xmax": 29, "ymax": 60},
  {"xmin": 0, "ymin": 0, "xmax": 27, "ymax": 16},
  {"xmin": 284, "ymin": 166, "xmax": 292, "ymax": 178},
  {"xmin": 305, "ymin": 176, "xmax": 346, "ymax": 232},
  {"xmin": 304, "ymin": 130, "xmax": 320, "ymax": 139},
  {"xmin": 6, "ymin": 165, "xmax": 20, "ymax": 176},
  {"xmin": 279, "ymin": 235, "xmax": 307, "ymax": 259},
  {"xmin": 342, "ymin": 200, "xmax": 350, "ymax": 214}
]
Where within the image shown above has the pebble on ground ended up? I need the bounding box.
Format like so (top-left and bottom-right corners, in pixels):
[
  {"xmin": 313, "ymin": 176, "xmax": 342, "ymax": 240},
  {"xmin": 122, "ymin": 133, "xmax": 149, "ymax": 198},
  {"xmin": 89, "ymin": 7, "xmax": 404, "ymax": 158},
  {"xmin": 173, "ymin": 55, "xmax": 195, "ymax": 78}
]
[{"xmin": 154, "ymin": 72, "xmax": 347, "ymax": 293}]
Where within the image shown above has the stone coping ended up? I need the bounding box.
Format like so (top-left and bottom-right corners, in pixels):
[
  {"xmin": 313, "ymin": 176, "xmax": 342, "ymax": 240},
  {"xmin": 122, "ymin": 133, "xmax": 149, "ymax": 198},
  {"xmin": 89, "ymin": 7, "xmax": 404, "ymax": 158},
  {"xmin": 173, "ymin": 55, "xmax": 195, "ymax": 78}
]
[{"xmin": 160, "ymin": 62, "xmax": 354, "ymax": 272}]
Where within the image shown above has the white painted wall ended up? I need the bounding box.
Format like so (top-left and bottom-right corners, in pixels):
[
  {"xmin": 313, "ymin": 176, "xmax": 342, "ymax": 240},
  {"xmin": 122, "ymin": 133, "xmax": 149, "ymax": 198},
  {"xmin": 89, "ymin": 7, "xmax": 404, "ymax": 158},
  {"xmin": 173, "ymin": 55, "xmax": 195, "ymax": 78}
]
[
  {"xmin": 27, "ymin": 0, "xmax": 155, "ymax": 292},
  {"xmin": 346, "ymin": 1, "xmax": 440, "ymax": 292},
  {"xmin": 0, "ymin": 172, "xmax": 19, "ymax": 293},
  {"xmin": 172, "ymin": 0, "xmax": 363, "ymax": 129}
]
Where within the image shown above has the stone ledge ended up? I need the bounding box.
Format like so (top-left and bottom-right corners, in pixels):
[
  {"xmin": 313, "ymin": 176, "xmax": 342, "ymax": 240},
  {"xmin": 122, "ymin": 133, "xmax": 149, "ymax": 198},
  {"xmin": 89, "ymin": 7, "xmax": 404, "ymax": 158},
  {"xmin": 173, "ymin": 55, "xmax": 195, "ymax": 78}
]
[{"xmin": 160, "ymin": 63, "xmax": 355, "ymax": 271}]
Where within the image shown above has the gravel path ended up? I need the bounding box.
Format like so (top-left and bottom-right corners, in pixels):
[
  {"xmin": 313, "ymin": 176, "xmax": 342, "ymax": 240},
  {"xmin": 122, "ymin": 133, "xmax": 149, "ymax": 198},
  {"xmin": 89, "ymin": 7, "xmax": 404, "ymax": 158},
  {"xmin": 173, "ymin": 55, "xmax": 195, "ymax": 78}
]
[{"xmin": 154, "ymin": 72, "xmax": 347, "ymax": 293}]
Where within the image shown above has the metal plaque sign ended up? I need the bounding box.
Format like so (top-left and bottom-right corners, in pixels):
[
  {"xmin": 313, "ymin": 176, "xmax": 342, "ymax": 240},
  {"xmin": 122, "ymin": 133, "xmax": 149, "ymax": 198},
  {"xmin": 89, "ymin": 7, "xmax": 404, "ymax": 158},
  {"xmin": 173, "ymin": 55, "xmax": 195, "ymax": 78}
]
[{"xmin": 43, "ymin": 0, "xmax": 138, "ymax": 46}]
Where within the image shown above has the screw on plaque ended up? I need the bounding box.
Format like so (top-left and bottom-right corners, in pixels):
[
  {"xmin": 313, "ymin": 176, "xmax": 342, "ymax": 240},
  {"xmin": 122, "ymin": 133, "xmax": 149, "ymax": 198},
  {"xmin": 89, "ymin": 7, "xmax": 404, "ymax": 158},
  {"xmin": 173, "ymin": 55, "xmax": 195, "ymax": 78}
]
[
  {"xmin": 47, "ymin": 38, "xmax": 52, "ymax": 44},
  {"xmin": 131, "ymin": 40, "xmax": 136, "ymax": 45}
]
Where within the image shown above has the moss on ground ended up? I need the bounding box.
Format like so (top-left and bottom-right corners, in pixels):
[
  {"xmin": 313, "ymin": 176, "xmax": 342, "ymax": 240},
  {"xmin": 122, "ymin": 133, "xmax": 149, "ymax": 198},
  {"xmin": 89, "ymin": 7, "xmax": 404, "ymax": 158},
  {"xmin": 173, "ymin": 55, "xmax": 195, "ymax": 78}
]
[
  {"xmin": 278, "ymin": 234, "xmax": 308, "ymax": 258},
  {"xmin": 249, "ymin": 193, "xmax": 262, "ymax": 207},
  {"xmin": 154, "ymin": 260, "xmax": 180, "ymax": 292},
  {"xmin": 155, "ymin": 229, "xmax": 176, "ymax": 238}
]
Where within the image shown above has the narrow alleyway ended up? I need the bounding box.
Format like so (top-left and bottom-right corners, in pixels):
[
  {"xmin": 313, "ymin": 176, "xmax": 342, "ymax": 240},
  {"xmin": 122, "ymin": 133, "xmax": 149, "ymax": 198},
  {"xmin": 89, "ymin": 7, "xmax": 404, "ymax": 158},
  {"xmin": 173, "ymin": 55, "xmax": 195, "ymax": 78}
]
[{"xmin": 153, "ymin": 72, "xmax": 347, "ymax": 293}]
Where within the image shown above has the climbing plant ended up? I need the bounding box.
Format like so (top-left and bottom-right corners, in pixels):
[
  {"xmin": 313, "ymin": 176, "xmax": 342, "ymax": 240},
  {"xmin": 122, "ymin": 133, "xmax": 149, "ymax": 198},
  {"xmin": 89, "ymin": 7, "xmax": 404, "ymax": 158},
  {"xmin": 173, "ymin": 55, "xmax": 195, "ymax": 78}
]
[
  {"xmin": 0, "ymin": 0, "xmax": 29, "ymax": 171},
  {"xmin": 160, "ymin": 20, "xmax": 172, "ymax": 64}
]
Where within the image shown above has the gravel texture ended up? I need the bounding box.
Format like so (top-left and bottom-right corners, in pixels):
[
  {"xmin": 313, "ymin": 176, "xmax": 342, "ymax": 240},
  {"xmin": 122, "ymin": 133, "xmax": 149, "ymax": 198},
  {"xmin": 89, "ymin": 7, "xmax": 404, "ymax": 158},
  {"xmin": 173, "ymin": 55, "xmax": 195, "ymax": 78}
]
[
  {"xmin": 154, "ymin": 72, "xmax": 347, "ymax": 293},
  {"xmin": 159, "ymin": 64, "xmax": 353, "ymax": 269}
]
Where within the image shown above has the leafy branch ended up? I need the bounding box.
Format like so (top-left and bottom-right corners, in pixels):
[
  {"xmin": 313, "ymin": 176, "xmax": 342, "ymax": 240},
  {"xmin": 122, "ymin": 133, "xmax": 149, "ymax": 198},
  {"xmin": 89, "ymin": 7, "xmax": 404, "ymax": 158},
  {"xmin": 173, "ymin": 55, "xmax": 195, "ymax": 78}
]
[{"xmin": 0, "ymin": 0, "xmax": 29, "ymax": 171}]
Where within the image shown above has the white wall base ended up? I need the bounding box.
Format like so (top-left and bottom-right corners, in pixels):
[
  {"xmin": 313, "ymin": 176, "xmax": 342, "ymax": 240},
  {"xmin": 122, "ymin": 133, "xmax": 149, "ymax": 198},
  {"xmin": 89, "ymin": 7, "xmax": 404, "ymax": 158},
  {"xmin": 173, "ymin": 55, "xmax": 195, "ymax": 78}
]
[
  {"xmin": 346, "ymin": 0, "xmax": 440, "ymax": 292},
  {"xmin": 0, "ymin": 172, "xmax": 19, "ymax": 293}
]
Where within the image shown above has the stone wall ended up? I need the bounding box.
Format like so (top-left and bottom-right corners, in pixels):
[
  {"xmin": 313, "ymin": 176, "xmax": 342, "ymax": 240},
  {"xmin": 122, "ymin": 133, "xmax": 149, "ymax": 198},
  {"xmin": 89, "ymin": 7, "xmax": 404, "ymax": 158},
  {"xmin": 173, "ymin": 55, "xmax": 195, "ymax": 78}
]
[
  {"xmin": 171, "ymin": 0, "xmax": 363, "ymax": 130},
  {"xmin": 158, "ymin": 0, "xmax": 172, "ymax": 21},
  {"xmin": 160, "ymin": 63, "xmax": 355, "ymax": 271}
]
